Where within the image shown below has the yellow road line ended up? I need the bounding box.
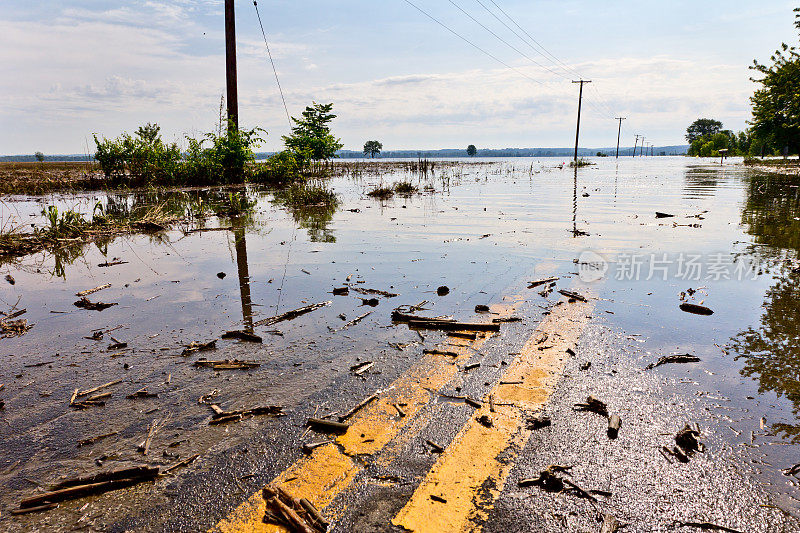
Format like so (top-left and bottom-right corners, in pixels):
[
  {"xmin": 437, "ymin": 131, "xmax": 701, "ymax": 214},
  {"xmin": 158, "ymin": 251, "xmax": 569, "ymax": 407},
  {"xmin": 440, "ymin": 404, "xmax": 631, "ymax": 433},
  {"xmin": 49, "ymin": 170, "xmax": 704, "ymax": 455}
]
[
  {"xmin": 392, "ymin": 297, "xmax": 592, "ymax": 532},
  {"xmin": 214, "ymin": 297, "xmax": 520, "ymax": 533}
]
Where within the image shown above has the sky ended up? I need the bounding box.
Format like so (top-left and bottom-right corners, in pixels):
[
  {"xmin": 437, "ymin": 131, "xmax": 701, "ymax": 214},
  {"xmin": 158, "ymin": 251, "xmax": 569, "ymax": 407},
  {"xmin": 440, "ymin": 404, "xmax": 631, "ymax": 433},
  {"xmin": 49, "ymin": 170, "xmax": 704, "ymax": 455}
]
[{"xmin": 1, "ymin": 0, "xmax": 798, "ymax": 154}]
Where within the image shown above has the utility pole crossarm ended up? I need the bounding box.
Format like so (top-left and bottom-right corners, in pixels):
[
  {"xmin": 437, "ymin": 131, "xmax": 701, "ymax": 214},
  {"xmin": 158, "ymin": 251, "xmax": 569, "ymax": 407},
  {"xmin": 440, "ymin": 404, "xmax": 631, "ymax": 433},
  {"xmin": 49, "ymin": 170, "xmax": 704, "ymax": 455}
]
[{"xmin": 572, "ymin": 80, "xmax": 591, "ymax": 163}]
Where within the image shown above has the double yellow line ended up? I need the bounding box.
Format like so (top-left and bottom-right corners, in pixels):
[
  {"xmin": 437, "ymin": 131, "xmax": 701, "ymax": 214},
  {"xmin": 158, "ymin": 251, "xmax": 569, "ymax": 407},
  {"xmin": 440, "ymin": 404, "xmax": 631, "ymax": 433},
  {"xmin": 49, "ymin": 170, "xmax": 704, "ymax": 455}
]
[{"xmin": 215, "ymin": 288, "xmax": 591, "ymax": 533}]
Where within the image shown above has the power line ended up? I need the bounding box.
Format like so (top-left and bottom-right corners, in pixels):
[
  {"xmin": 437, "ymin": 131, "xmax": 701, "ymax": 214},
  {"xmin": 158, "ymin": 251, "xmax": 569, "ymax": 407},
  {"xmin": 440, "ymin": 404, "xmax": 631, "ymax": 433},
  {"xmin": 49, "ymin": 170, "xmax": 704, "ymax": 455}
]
[
  {"xmin": 253, "ymin": 0, "xmax": 292, "ymax": 128},
  {"xmin": 402, "ymin": 0, "xmax": 547, "ymax": 86},
  {"xmin": 483, "ymin": 0, "xmax": 618, "ymax": 119},
  {"xmin": 447, "ymin": 0, "xmax": 570, "ymax": 81}
]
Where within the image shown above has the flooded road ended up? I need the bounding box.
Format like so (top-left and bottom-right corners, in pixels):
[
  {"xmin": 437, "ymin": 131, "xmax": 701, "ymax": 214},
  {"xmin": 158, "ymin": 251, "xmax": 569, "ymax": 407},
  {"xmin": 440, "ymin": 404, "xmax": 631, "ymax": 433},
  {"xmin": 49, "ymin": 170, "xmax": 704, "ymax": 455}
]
[{"xmin": 1, "ymin": 157, "xmax": 800, "ymax": 531}]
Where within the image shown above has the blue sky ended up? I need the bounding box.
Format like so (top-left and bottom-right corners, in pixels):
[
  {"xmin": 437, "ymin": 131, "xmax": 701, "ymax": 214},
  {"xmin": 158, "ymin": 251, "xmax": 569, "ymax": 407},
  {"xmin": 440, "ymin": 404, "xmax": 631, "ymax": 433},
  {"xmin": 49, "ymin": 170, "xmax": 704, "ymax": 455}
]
[{"xmin": 1, "ymin": 0, "xmax": 797, "ymax": 154}]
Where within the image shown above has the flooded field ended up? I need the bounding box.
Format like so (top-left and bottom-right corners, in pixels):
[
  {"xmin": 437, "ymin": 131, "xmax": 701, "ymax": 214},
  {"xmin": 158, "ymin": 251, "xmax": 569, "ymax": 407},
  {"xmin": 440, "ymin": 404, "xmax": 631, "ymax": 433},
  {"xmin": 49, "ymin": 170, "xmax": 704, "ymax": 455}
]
[{"xmin": 2, "ymin": 156, "xmax": 800, "ymax": 530}]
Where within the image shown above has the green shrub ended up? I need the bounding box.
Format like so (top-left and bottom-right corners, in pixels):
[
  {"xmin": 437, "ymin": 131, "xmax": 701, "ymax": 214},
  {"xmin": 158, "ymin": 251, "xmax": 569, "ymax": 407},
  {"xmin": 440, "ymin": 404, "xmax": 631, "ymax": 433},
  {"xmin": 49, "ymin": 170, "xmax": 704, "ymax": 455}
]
[
  {"xmin": 94, "ymin": 122, "xmax": 263, "ymax": 186},
  {"xmin": 250, "ymin": 151, "xmax": 301, "ymax": 185}
]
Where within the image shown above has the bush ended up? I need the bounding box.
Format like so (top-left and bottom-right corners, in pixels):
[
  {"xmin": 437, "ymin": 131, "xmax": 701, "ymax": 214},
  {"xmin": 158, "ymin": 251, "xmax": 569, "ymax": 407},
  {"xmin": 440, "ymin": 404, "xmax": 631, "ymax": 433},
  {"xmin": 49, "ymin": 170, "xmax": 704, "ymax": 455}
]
[
  {"xmin": 94, "ymin": 122, "xmax": 263, "ymax": 186},
  {"xmin": 250, "ymin": 151, "xmax": 301, "ymax": 185}
]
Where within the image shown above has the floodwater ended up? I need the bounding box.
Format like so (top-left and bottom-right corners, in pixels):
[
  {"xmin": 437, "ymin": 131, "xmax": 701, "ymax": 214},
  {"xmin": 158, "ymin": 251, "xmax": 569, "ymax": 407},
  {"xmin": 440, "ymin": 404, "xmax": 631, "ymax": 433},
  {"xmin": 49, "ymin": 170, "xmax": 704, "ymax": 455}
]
[{"xmin": 2, "ymin": 156, "xmax": 800, "ymax": 526}]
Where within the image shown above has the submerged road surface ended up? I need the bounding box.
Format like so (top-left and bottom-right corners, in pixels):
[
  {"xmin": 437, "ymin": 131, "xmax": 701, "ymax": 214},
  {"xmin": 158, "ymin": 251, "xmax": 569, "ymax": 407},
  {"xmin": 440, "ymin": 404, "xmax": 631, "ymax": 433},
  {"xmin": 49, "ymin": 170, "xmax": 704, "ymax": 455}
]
[{"xmin": 2, "ymin": 158, "xmax": 800, "ymax": 531}]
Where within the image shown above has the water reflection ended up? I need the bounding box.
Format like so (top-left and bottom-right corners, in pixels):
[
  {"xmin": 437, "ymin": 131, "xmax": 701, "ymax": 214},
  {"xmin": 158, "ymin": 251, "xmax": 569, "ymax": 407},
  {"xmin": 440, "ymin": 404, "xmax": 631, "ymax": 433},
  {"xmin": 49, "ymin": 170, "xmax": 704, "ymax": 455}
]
[
  {"xmin": 683, "ymin": 166, "xmax": 722, "ymax": 199},
  {"xmin": 732, "ymin": 172, "xmax": 800, "ymax": 440},
  {"xmin": 232, "ymin": 222, "xmax": 254, "ymax": 332}
]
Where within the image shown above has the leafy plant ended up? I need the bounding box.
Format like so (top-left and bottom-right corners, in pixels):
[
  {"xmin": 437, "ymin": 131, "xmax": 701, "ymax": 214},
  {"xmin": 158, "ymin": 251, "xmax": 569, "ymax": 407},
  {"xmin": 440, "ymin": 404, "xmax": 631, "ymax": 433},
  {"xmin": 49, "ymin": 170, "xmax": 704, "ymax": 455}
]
[
  {"xmin": 250, "ymin": 150, "xmax": 301, "ymax": 185},
  {"xmin": 39, "ymin": 205, "xmax": 88, "ymax": 239},
  {"xmin": 283, "ymin": 103, "xmax": 343, "ymax": 168}
]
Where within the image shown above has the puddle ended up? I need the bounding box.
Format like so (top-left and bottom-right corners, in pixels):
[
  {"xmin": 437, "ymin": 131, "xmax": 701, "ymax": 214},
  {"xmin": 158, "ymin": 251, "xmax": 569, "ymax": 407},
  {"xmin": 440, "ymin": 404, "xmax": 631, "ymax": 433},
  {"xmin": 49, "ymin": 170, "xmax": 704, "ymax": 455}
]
[{"xmin": 2, "ymin": 157, "xmax": 800, "ymax": 517}]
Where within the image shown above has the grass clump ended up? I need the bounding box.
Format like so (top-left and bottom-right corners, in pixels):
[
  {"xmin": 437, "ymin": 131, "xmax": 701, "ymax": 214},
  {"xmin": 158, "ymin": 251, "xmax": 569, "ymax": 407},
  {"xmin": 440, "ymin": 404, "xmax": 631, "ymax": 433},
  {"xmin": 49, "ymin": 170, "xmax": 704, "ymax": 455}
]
[
  {"xmin": 367, "ymin": 186, "xmax": 394, "ymax": 200},
  {"xmin": 569, "ymin": 158, "xmax": 595, "ymax": 168},
  {"xmin": 394, "ymin": 181, "xmax": 418, "ymax": 194}
]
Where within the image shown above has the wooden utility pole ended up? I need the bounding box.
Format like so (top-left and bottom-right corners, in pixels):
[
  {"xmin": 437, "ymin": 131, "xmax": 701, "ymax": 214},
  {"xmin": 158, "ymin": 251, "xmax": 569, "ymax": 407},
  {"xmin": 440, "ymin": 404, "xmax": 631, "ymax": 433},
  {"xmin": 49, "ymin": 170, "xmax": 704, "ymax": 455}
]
[
  {"xmin": 225, "ymin": 0, "xmax": 239, "ymax": 131},
  {"xmin": 639, "ymin": 137, "xmax": 645, "ymax": 157},
  {"xmin": 615, "ymin": 117, "xmax": 626, "ymax": 159},
  {"xmin": 633, "ymin": 135, "xmax": 640, "ymax": 157},
  {"xmin": 572, "ymin": 80, "xmax": 591, "ymax": 163}
]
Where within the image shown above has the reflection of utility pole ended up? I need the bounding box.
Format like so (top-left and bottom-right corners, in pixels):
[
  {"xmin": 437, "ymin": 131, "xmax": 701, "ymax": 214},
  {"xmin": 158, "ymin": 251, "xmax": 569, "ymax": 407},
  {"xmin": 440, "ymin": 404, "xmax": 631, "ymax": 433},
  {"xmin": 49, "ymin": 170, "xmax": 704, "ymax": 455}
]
[
  {"xmin": 224, "ymin": 0, "xmax": 239, "ymax": 130},
  {"xmin": 615, "ymin": 117, "xmax": 626, "ymax": 159},
  {"xmin": 633, "ymin": 135, "xmax": 640, "ymax": 157},
  {"xmin": 572, "ymin": 168, "xmax": 578, "ymax": 237},
  {"xmin": 233, "ymin": 225, "xmax": 254, "ymax": 333},
  {"xmin": 572, "ymin": 80, "xmax": 591, "ymax": 163}
]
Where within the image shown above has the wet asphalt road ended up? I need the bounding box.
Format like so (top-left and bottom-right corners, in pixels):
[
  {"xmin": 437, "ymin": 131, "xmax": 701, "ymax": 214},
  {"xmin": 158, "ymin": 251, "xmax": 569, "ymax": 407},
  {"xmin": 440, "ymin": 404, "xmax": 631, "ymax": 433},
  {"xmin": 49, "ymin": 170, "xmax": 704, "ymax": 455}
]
[
  {"xmin": 4, "ymin": 159, "xmax": 800, "ymax": 532},
  {"xmin": 10, "ymin": 291, "xmax": 791, "ymax": 532}
]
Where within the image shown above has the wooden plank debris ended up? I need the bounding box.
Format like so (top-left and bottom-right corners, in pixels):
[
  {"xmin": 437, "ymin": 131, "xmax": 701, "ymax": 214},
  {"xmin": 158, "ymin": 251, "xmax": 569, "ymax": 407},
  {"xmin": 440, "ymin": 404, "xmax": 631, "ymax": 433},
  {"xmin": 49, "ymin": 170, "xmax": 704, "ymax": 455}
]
[{"xmin": 254, "ymin": 301, "xmax": 331, "ymax": 328}]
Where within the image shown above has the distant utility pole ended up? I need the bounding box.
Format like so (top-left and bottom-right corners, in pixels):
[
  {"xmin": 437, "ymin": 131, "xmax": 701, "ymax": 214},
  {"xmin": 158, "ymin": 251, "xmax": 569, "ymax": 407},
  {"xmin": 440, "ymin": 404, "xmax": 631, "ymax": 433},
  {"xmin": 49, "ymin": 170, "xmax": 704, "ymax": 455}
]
[
  {"xmin": 225, "ymin": 0, "xmax": 239, "ymax": 131},
  {"xmin": 640, "ymin": 137, "xmax": 645, "ymax": 157},
  {"xmin": 615, "ymin": 117, "xmax": 626, "ymax": 159},
  {"xmin": 633, "ymin": 135, "xmax": 640, "ymax": 157},
  {"xmin": 572, "ymin": 80, "xmax": 591, "ymax": 163}
]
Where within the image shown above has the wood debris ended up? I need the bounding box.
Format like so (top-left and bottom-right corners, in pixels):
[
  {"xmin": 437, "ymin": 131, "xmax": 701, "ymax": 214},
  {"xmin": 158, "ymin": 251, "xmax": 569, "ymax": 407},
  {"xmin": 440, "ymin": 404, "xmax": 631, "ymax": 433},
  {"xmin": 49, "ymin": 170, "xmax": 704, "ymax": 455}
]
[
  {"xmin": 194, "ymin": 359, "xmax": 261, "ymax": 370},
  {"xmin": 339, "ymin": 394, "xmax": 378, "ymax": 422},
  {"xmin": 208, "ymin": 405, "xmax": 283, "ymax": 425},
  {"xmin": 307, "ymin": 418, "xmax": 349, "ymax": 434},
  {"xmin": 98, "ymin": 260, "xmax": 128, "ymax": 267},
  {"xmin": 181, "ymin": 340, "xmax": 217, "ymax": 356},
  {"xmin": 646, "ymin": 354, "xmax": 701, "ymax": 369},
  {"xmin": 680, "ymin": 303, "xmax": 714, "ymax": 316},
  {"xmin": 423, "ymin": 349, "xmax": 459, "ymax": 357},
  {"xmin": 528, "ymin": 277, "xmax": 559, "ymax": 289},
  {"xmin": 75, "ymin": 284, "xmax": 111, "ymax": 297},
  {"xmin": 406, "ymin": 319, "xmax": 500, "ymax": 333},
  {"xmin": 557, "ymin": 289, "xmax": 588, "ymax": 302},
  {"xmin": 262, "ymin": 485, "xmax": 328, "ymax": 533},
  {"xmin": 77, "ymin": 431, "xmax": 118, "ymax": 447},
  {"xmin": 350, "ymin": 361, "xmax": 374, "ymax": 375},
  {"xmin": 221, "ymin": 330, "xmax": 263, "ymax": 343},
  {"xmin": 574, "ymin": 396, "xmax": 609, "ymax": 417},
  {"xmin": 1, "ymin": 318, "xmax": 32, "ymax": 338},
  {"xmin": 254, "ymin": 301, "xmax": 331, "ymax": 327},
  {"xmin": 74, "ymin": 297, "xmax": 117, "ymax": 311},
  {"xmin": 349, "ymin": 286, "xmax": 398, "ymax": 298},
  {"xmin": 17, "ymin": 465, "xmax": 159, "ymax": 511}
]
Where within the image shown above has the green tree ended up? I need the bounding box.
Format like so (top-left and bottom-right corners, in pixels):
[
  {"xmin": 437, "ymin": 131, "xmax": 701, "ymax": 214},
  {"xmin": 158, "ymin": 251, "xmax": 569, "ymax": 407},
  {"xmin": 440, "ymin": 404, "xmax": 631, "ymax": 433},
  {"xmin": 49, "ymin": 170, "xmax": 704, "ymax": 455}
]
[
  {"xmin": 363, "ymin": 140, "xmax": 383, "ymax": 158},
  {"xmin": 282, "ymin": 102, "xmax": 343, "ymax": 166},
  {"xmin": 749, "ymin": 8, "xmax": 800, "ymax": 157},
  {"xmin": 467, "ymin": 144, "xmax": 477, "ymax": 156},
  {"xmin": 686, "ymin": 119, "xmax": 722, "ymax": 143},
  {"xmin": 34, "ymin": 151, "xmax": 44, "ymax": 163}
]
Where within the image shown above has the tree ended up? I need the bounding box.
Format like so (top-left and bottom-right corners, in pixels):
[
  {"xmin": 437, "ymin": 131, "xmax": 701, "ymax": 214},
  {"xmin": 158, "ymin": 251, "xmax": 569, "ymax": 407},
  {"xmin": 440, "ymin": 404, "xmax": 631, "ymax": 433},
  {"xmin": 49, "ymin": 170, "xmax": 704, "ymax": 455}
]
[
  {"xmin": 686, "ymin": 119, "xmax": 722, "ymax": 143},
  {"xmin": 34, "ymin": 151, "xmax": 44, "ymax": 166},
  {"xmin": 282, "ymin": 102, "xmax": 343, "ymax": 166},
  {"xmin": 363, "ymin": 140, "xmax": 382, "ymax": 158},
  {"xmin": 466, "ymin": 144, "xmax": 477, "ymax": 157},
  {"xmin": 749, "ymin": 8, "xmax": 800, "ymax": 157}
]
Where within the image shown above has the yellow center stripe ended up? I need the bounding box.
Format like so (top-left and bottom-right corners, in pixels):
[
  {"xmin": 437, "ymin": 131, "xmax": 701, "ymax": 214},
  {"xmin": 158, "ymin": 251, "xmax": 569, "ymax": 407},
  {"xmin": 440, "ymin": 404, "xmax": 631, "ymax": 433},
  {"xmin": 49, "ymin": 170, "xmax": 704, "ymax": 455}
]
[
  {"xmin": 391, "ymin": 297, "xmax": 592, "ymax": 532},
  {"xmin": 214, "ymin": 296, "xmax": 522, "ymax": 533}
]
